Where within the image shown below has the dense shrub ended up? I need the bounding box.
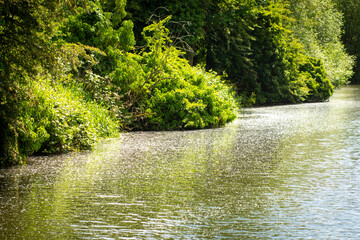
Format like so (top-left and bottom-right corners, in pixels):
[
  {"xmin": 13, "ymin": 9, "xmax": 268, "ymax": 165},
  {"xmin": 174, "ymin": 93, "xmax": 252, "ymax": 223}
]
[
  {"xmin": 300, "ymin": 57, "xmax": 334, "ymax": 101},
  {"xmin": 108, "ymin": 17, "xmax": 239, "ymax": 130},
  {"xmin": 17, "ymin": 76, "xmax": 119, "ymax": 156},
  {"xmin": 140, "ymin": 64, "xmax": 238, "ymax": 130}
]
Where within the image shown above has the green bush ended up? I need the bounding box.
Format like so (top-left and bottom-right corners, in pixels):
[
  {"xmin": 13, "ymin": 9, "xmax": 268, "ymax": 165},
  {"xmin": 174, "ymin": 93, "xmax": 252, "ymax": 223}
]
[
  {"xmin": 61, "ymin": 1, "xmax": 135, "ymax": 52},
  {"xmin": 299, "ymin": 56, "xmax": 334, "ymax": 102},
  {"xmin": 17, "ymin": 76, "xmax": 119, "ymax": 156},
  {"xmin": 108, "ymin": 17, "xmax": 239, "ymax": 130},
  {"xmin": 141, "ymin": 65, "xmax": 238, "ymax": 130}
]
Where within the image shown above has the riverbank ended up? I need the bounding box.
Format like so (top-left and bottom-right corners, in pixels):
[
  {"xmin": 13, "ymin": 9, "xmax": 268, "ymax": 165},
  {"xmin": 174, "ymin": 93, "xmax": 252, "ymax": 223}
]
[{"xmin": 1, "ymin": 0, "xmax": 353, "ymax": 168}]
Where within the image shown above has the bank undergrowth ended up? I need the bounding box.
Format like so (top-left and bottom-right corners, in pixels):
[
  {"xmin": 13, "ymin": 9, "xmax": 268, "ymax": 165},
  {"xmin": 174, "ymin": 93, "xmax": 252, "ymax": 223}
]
[{"xmin": 3, "ymin": 76, "xmax": 119, "ymax": 165}]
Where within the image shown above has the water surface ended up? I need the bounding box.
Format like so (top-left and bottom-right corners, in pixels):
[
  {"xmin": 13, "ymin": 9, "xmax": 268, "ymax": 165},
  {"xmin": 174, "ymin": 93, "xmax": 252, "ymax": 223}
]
[{"xmin": 1, "ymin": 86, "xmax": 360, "ymax": 239}]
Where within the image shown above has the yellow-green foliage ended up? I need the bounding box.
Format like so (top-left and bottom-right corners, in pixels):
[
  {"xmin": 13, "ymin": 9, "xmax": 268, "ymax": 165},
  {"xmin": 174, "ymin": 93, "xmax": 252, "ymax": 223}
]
[
  {"xmin": 109, "ymin": 51, "xmax": 239, "ymax": 130},
  {"xmin": 109, "ymin": 17, "xmax": 239, "ymax": 130},
  {"xmin": 142, "ymin": 62, "xmax": 238, "ymax": 130},
  {"xmin": 17, "ymin": 76, "xmax": 119, "ymax": 156}
]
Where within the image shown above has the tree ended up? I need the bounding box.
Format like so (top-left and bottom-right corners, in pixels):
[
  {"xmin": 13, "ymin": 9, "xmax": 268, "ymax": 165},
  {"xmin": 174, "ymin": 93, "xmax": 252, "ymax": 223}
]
[
  {"xmin": 201, "ymin": 0, "xmax": 256, "ymax": 101},
  {"xmin": 0, "ymin": 0, "xmax": 59, "ymax": 166},
  {"xmin": 334, "ymin": 0, "xmax": 360, "ymax": 83},
  {"xmin": 59, "ymin": 1, "xmax": 238, "ymax": 130},
  {"xmin": 126, "ymin": 0, "xmax": 338, "ymax": 105},
  {"xmin": 288, "ymin": 0, "xmax": 354, "ymax": 87},
  {"xmin": 126, "ymin": 0, "xmax": 208, "ymax": 65}
]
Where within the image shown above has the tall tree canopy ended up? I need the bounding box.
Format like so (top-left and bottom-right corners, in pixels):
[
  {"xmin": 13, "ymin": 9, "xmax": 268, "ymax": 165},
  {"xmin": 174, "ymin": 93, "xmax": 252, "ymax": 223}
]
[
  {"xmin": 288, "ymin": 0, "xmax": 354, "ymax": 87},
  {"xmin": 334, "ymin": 0, "xmax": 360, "ymax": 83},
  {"xmin": 126, "ymin": 0, "xmax": 343, "ymax": 104}
]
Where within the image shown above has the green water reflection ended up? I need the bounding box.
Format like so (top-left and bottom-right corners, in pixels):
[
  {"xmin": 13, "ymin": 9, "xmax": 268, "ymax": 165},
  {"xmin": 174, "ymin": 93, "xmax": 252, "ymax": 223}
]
[{"xmin": 1, "ymin": 86, "xmax": 360, "ymax": 239}]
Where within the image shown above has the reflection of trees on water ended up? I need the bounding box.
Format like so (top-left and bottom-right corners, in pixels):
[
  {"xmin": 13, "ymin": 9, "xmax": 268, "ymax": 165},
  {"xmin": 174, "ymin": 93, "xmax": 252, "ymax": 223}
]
[
  {"xmin": 88, "ymin": 119, "xmax": 285, "ymax": 238},
  {"xmin": 0, "ymin": 114, "xmax": 285, "ymax": 238}
]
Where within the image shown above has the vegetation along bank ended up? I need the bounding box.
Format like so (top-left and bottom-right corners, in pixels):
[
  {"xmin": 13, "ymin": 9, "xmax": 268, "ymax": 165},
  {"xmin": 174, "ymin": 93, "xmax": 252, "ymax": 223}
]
[{"xmin": 0, "ymin": 0, "xmax": 357, "ymax": 167}]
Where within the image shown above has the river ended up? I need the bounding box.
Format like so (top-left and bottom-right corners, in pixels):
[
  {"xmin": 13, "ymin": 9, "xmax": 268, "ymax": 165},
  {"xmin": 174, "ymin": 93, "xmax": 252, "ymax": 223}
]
[{"xmin": 1, "ymin": 86, "xmax": 360, "ymax": 239}]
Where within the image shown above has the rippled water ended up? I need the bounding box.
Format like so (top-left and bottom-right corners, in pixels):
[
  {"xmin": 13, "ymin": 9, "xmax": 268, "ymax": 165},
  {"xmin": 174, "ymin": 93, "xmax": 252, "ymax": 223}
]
[{"xmin": 1, "ymin": 86, "xmax": 360, "ymax": 239}]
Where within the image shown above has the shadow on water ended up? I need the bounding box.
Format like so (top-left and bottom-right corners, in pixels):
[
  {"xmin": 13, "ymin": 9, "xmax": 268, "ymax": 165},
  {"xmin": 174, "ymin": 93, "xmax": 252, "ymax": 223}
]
[{"xmin": 1, "ymin": 86, "xmax": 360, "ymax": 239}]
